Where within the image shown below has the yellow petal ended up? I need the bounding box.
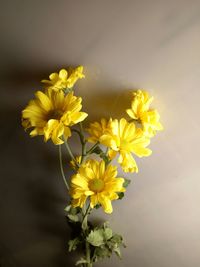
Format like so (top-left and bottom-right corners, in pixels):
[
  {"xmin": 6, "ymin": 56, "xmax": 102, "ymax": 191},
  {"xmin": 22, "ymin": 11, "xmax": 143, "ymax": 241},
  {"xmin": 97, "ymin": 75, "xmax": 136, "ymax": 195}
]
[
  {"xmin": 64, "ymin": 126, "xmax": 71, "ymax": 139},
  {"xmin": 99, "ymin": 194, "xmax": 113, "ymax": 214},
  {"xmin": 90, "ymin": 194, "xmax": 99, "ymax": 208},
  {"xmin": 44, "ymin": 119, "xmax": 58, "ymax": 142},
  {"xmin": 51, "ymin": 123, "xmax": 64, "ymax": 145},
  {"xmin": 126, "ymin": 108, "xmax": 137, "ymax": 119},
  {"xmin": 49, "ymin": 72, "xmax": 59, "ymax": 81},
  {"xmin": 70, "ymin": 112, "xmax": 88, "ymax": 124},
  {"xmin": 59, "ymin": 69, "xmax": 68, "ymax": 79},
  {"xmin": 108, "ymin": 149, "xmax": 117, "ymax": 160},
  {"xmin": 35, "ymin": 91, "xmax": 52, "ymax": 111}
]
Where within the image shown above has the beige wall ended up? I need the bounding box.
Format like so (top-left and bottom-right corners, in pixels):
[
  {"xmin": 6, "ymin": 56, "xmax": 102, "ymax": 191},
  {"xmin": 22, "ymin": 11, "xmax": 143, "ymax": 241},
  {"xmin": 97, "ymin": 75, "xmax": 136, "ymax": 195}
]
[{"xmin": 1, "ymin": 1, "xmax": 200, "ymax": 266}]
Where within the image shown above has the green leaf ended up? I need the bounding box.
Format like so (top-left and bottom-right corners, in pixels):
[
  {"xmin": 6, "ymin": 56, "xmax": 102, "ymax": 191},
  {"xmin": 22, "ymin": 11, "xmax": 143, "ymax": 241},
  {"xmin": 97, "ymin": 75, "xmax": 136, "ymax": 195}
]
[
  {"xmin": 94, "ymin": 203, "xmax": 101, "ymax": 209},
  {"xmin": 67, "ymin": 214, "xmax": 79, "ymax": 222},
  {"xmin": 75, "ymin": 258, "xmax": 88, "ymax": 266},
  {"xmin": 65, "ymin": 205, "xmax": 80, "ymax": 215},
  {"xmin": 93, "ymin": 246, "xmax": 112, "ymax": 260},
  {"xmin": 64, "ymin": 205, "xmax": 71, "ymax": 212},
  {"xmin": 87, "ymin": 229, "xmax": 104, "ymax": 247},
  {"xmin": 70, "ymin": 207, "xmax": 80, "ymax": 215},
  {"xmin": 81, "ymin": 216, "xmax": 88, "ymax": 231},
  {"xmin": 117, "ymin": 192, "xmax": 124, "ymax": 200},
  {"xmin": 103, "ymin": 228, "xmax": 113, "ymax": 241},
  {"xmin": 111, "ymin": 234, "xmax": 123, "ymax": 245},
  {"xmin": 68, "ymin": 237, "xmax": 81, "ymax": 252},
  {"xmin": 123, "ymin": 178, "xmax": 131, "ymax": 188},
  {"xmin": 114, "ymin": 247, "xmax": 122, "ymax": 259}
]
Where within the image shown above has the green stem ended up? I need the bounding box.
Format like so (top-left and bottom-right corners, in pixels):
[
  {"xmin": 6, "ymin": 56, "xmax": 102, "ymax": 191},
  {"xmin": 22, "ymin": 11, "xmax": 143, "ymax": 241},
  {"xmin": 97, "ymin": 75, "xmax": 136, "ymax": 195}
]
[
  {"xmin": 71, "ymin": 129, "xmax": 83, "ymax": 143},
  {"xmin": 82, "ymin": 204, "xmax": 91, "ymax": 229},
  {"xmin": 79, "ymin": 123, "xmax": 87, "ymax": 163},
  {"xmin": 63, "ymin": 137, "xmax": 79, "ymax": 169},
  {"xmin": 82, "ymin": 204, "xmax": 92, "ymax": 267},
  {"xmin": 58, "ymin": 145, "xmax": 69, "ymax": 190},
  {"xmin": 86, "ymin": 241, "xmax": 92, "ymax": 267},
  {"xmin": 86, "ymin": 142, "xmax": 99, "ymax": 155}
]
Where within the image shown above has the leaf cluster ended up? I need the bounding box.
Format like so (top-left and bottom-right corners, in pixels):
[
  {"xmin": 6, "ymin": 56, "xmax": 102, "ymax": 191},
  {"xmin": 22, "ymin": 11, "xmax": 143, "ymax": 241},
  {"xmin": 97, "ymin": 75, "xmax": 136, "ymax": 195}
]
[
  {"xmin": 87, "ymin": 223, "xmax": 125, "ymax": 262},
  {"xmin": 65, "ymin": 205, "xmax": 82, "ymax": 223},
  {"xmin": 67, "ymin": 221, "xmax": 125, "ymax": 265}
]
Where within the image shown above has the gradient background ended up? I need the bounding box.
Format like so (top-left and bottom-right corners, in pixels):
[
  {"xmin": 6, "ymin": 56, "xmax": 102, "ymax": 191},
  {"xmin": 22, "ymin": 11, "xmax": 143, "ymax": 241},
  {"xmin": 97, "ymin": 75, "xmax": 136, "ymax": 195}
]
[{"xmin": 1, "ymin": 1, "xmax": 200, "ymax": 266}]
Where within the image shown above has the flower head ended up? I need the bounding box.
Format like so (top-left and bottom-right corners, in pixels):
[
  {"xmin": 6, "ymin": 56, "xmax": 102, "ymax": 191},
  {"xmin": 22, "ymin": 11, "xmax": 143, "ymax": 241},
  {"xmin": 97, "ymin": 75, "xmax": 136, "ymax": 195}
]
[
  {"xmin": 41, "ymin": 66, "xmax": 85, "ymax": 91},
  {"xmin": 22, "ymin": 89, "xmax": 88, "ymax": 145},
  {"xmin": 70, "ymin": 160, "xmax": 125, "ymax": 214},
  {"xmin": 126, "ymin": 90, "xmax": 163, "ymax": 137},
  {"xmin": 86, "ymin": 118, "xmax": 113, "ymax": 143},
  {"xmin": 70, "ymin": 156, "xmax": 82, "ymax": 170},
  {"xmin": 100, "ymin": 118, "xmax": 152, "ymax": 173}
]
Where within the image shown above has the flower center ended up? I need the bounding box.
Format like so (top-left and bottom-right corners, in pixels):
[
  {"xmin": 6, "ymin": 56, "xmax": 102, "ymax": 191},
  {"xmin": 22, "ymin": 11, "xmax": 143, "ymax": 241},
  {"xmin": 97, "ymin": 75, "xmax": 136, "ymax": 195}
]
[
  {"xmin": 47, "ymin": 109, "xmax": 63, "ymax": 120},
  {"xmin": 89, "ymin": 179, "xmax": 105, "ymax": 192}
]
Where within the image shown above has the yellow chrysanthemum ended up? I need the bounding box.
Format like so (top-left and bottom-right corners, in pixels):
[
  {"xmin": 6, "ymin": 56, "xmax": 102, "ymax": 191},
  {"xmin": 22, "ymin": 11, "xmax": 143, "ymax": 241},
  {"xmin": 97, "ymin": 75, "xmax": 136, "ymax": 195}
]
[
  {"xmin": 70, "ymin": 156, "xmax": 82, "ymax": 170},
  {"xmin": 100, "ymin": 118, "xmax": 152, "ymax": 173},
  {"xmin": 41, "ymin": 66, "xmax": 85, "ymax": 91},
  {"xmin": 70, "ymin": 160, "xmax": 125, "ymax": 214},
  {"xmin": 22, "ymin": 89, "xmax": 88, "ymax": 145},
  {"xmin": 86, "ymin": 118, "xmax": 113, "ymax": 143},
  {"xmin": 126, "ymin": 90, "xmax": 163, "ymax": 137}
]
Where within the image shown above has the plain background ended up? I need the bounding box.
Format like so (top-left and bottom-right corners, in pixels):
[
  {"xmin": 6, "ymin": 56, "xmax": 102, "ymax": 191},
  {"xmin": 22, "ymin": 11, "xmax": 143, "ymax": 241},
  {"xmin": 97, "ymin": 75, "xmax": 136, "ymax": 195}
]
[{"xmin": 1, "ymin": 0, "xmax": 200, "ymax": 266}]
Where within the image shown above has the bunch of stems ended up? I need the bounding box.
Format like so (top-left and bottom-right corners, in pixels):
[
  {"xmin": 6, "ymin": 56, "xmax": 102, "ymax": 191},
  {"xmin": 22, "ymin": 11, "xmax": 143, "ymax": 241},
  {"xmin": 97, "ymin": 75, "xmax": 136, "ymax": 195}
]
[{"xmin": 58, "ymin": 122, "xmax": 101, "ymax": 267}]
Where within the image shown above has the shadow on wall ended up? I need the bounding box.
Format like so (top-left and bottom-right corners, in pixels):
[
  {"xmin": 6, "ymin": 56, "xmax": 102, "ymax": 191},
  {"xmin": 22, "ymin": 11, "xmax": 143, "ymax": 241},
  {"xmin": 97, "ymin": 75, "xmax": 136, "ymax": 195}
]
[
  {"xmin": 0, "ymin": 61, "xmax": 135, "ymax": 267},
  {"xmin": 82, "ymin": 87, "xmax": 134, "ymax": 124},
  {"xmin": 0, "ymin": 104, "xmax": 79, "ymax": 267}
]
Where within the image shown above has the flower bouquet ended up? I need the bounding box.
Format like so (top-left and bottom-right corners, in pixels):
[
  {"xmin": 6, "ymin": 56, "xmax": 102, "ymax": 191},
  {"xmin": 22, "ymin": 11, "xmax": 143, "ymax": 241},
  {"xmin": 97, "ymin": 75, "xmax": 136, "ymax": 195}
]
[{"xmin": 21, "ymin": 66, "xmax": 163, "ymax": 267}]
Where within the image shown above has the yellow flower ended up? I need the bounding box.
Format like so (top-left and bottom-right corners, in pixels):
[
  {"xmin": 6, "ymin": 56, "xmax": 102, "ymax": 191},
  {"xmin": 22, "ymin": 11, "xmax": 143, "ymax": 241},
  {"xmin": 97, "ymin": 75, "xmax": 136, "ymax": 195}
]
[
  {"xmin": 22, "ymin": 89, "xmax": 88, "ymax": 145},
  {"xmin": 41, "ymin": 66, "xmax": 85, "ymax": 91},
  {"xmin": 70, "ymin": 160, "xmax": 125, "ymax": 214},
  {"xmin": 86, "ymin": 118, "xmax": 113, "ymax": 143},
  {"xmin": 126, "ymin": 90, "xmax": 163, "ymax": 137},
  {"xmin": 100, "ymin": 118, "xmax": 152, "ymax": 173},
  {"xmin": 70, "ymin": 156, "xmax": 82, "ymax": 170},
  {"xmin": 67, "ymin": 66, "xmax": 85, "ymax": 88}
]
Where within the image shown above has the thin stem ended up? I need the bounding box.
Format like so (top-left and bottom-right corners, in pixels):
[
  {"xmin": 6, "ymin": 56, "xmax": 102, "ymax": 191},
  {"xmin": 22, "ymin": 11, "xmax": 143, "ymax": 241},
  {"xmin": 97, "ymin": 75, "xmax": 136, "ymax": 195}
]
[
  {"xmin": 86, "ymin": 142, "xmax": 99, "ymax": 155},
  {"xmin": 79, "ymin": 123, "xmax": 87, "ymax": 163},
  {"xmin": 63, "ymin": 137, "xmax": 79, "ymax": 169},
  {"xmin": 82, "ymin": 204, "xmax": 91, "ymax": 228},
  {"xmin": 86, "ymin": 241, "xmax": 92, "ymax": 267},
  {"xmin": 71, "ymin": 129, "xmax": 83, "ymax": 143},
  {"xmin": 58, "ymin": 145, "xmax": 69, "ymax": 190},
  {"xmin": 82, "ymin": 204, "xmax": 92, "ymax": 267}
]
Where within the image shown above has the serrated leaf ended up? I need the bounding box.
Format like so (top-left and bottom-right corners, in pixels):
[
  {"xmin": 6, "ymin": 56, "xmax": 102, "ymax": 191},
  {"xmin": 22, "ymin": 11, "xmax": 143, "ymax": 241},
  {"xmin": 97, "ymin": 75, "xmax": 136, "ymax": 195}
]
[
  {"xmin": 68, "ymin": 237, "xmax": 81, "ymax": 252},
  {"xmin": 103, "ymin": 228, "xmax": 113, "ymax": 241},
  {"xmin": 111, "ymin": 234, "xmax": 123, "ymax": 244},
  {"xmin": 114, "ymin": 247, "xmax": 122, "ymax": 259},
  {"xmin": 65, "ymin": 205, "xmax": 80, "ymax": 215},
  {"xmin": 94, "ymin": 246, "xmax": 112, "ymax": 259},
  {"xmin": 67, "ymin": 214, "xmax": 79, "ymax": 222},
  {"xmin": 123, "ymin": 178, "xmax": 131, "ymax": 188},
  {"xmin": 64, "ymin": 205, "xmax": 71, "ymax": 212},
  {"xmin": 70, "ymin": 207, "xmax": 79, "ymax": 215},
  {"xmin": 75, "ymin": 258, "xmax": 88, "ymax": 266},
  {"xmin": 87, "ymin": 230, "xmax": 104, "ymax": 247}
]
